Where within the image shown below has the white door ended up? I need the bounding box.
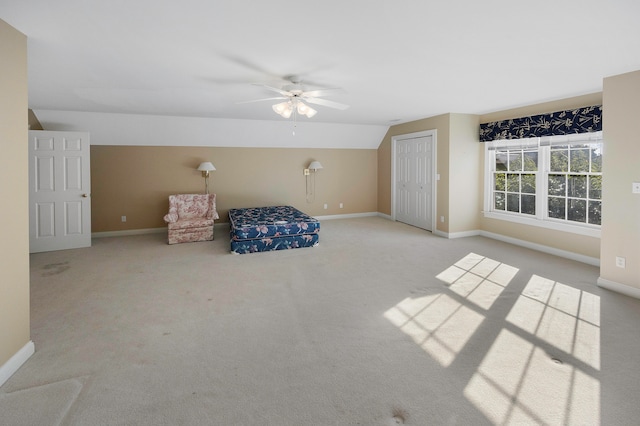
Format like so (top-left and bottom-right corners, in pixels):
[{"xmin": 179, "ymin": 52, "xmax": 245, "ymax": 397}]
[
  {"xmin": 29, "ymin": 130, "xmax": 91, "ymax": 253},
  {"xmin": 394, "ymin": 132, "xmax": 435, "ymax": 231}
]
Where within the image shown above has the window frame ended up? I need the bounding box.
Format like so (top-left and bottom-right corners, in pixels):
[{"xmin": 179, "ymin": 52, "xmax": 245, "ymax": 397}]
[{"xmin": 483, "ymin": 132, "xmax": 602, "ymax": 239}]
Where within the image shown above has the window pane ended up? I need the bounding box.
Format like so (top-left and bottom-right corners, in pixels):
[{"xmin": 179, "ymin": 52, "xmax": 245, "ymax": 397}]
[
  {"xmin": 487, "ymin": 140, "xmax": 602, "ymax": 228},
  {"xmin": 494, "ymin": 193, "xmax": 505, "ymax": 210},
  {"xmin": 568, "ymin": 199, "xmax": 587, "ymax": 223},
  {"xmin": 522, "ymin": 194, "xmax": 536, "ymax": 215},
  {"xmin": 507, "ymin": 194, "xmax": 520, "ymax": 212},
  {"xmin": 568, "ymin": 175, "xmax": 587, "ymax": 198},
  {"xmin": 550, "ymin": 147, "xmax": 568, "ymax": 172},
  {"xmin": 548, "ymin": 197, "xmax": 565, "ymax": 219},
  {"xmin": 522, "ymin": 174, "xmax": 536, "ymax": 194},
  {"xmin": 591, "ymin": 147, "xmax": 602, "ymax": 172},
  {"xmin": 506, "ymin": 174, "xmax": 520, "ymax": 192},
  {"xmin": 523, "ymin": 151, "xmax": 538, "ymax": 171},
  {"xmin": 494, "ymin": 173, "xmax": 505, "ymax": 191},
  {"xmin": 548, "ymin": 174, "xmax": 566, "ymax": 196},
  {"xmin": 589, "ymin": 201, "xmax": 601, "ymax": 225},
  {"xmin": 508, "ymin": 152, "xmax": 522, "ymax": 171},
  {"xmin": 495, "ymin": 152, "xmax": 508, "ymax": 171},
  {"xmin": 589, "ymin": 175, "xmax": 602, "ymax": 200},
  {"xmin": 570, "ymin": 148, "xmax": 590, "ymax": 173}
]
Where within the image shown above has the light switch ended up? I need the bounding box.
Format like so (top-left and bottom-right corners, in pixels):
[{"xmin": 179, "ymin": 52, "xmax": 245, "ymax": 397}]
[{"xmin": 632, "ymin": 182, "xmax": 640, "ymax": 194}]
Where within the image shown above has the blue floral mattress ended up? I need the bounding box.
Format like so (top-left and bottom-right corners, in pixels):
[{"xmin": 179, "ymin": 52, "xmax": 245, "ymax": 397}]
[{"xmin": 229, "ymin": 206, "xmax": 320, "ymax": 254}]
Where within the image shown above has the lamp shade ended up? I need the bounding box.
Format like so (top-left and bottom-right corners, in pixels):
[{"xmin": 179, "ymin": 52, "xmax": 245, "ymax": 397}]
[
  {"xmin": 197, "ymin": 162, "xmax": 216, "ymax": 172},
  {"xmin": 308, "ymin": 161, "xmax": 323, "ymax": 171}
]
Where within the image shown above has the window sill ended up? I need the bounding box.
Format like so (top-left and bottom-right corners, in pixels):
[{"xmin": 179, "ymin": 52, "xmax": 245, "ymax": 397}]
[{"xmin": 482, "ymin": 211, "xmax": 601, "ymax": 239}]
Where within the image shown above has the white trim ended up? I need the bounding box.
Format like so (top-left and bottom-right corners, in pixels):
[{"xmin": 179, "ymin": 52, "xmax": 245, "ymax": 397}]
[
  {"xmin": 377, "ymin": 212, "xmax": 392, "ymax": 221},
  {"xmin": 432, "ymin": 229, "xmax": 448, "ymax": 238},
  {"xmin": 92, "ymin": 227, "xmax": 167, "ymax": 238},
  {"xmin": 444, "ymin": 230, "xmax": 482, "ymax": 239},
  {"xmin": 0, "ymin": 341, "xmax": 35, "ymax": 387},
  {"xmin": 480, "ymin": 230, "xmax": 600, "ymax": 266},
  {"xmin": 314, "ymin": 212, "xmax": 379, "ymax": 220},
  {"xmin": 597, "ymin": 277, "xmax": 640, "ymax": 300}
]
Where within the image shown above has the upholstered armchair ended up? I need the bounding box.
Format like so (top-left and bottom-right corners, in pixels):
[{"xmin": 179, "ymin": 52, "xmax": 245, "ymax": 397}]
[{"xmin": 163, "ymin": 194, "xmax": 219, "ymax": 244}]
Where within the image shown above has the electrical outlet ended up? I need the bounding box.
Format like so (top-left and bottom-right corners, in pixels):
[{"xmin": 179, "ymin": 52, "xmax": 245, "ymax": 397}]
[
  {"xmin": 633, "ymin": 182, "xmax": 640, "ymax": 194},
  {"xmin": 440, "ymin": 216, "xmax": 445, "ymax": 223},
  {"xmin": 121, "ymin": 216, "xmax": 127, "ymax": 222},
  {"xmin": 339, "ymin": 203, "xmax": 343, "ymax": 209},
  {"xmin": 323, "ymin": 203, "xmax": 328, "ymax": 209},
  {"xmin": 616, "ymin": 256, "xmax": 626, "ymax": 268}
]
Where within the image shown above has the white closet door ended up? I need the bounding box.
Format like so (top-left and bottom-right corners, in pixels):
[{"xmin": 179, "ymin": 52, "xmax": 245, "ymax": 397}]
[{"xmin": 394, "ymin": 134, "xmax": 434, "ymax": 231}]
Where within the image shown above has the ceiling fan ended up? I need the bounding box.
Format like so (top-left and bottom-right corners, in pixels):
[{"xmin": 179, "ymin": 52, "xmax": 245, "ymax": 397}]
[{"xmin": 241, "ymin": 75, "xmax": 349, "ymax": 119}]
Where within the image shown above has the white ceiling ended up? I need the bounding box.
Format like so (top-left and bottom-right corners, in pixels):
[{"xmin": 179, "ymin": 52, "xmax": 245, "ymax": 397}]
[{"xmin": 2, "ymin": 0, "xmax": 640, "ymax": 126}]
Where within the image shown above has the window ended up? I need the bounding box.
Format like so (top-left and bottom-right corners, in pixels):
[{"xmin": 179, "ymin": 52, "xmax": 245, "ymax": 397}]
[{"xmin": 485, "ymin": 132, "xmax": 602, "ymax": 236}]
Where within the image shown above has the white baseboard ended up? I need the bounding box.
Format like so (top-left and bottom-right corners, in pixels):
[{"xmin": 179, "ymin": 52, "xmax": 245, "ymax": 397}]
[
  {"xmin": 92, "ymin": 227, "xmax": 167, "ymax": 238},
  {"xmin": 439, "ymin": 230, "xmax": 482, "ymax": 239},
  {"xmin": 0, "ymin": 340, "xmax": 34, "ymax": 388},
  {"xmin": 479, "ymin": 230, "xmax": 600, "ymax": 267},
  {"xmin": 597, "ymin": 277, "xmax": 640, "ymax": 300},
  {"xmin": 314, "ymin": 212, "xmax": 380, "ymax": 220}
]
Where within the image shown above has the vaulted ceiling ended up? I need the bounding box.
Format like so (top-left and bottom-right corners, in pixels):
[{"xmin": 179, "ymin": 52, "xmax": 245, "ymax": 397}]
[{"xmin": 2, "ymin": 1, "xmax": 639, "ymax": 126}]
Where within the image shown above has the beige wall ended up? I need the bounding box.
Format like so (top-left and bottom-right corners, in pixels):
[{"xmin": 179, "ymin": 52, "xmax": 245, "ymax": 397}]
[
  {"xmin": 601, "ymin": 70, "xmax": 640, "ymax": 288},
  {"xmin": 478, "ymin": 93, "xmax": 603, "ymax": 259},
  {"xmin": 449, "ymin": 114, "xmax": 482, "ymax": 234},
  {"xmin": 479, "ymin": 93, "xmax": 603, "ymax": 123},
  {"xmin": 91, "ymin": 146, "xmax": 377, "ymax": 232},
  {"xmin": 0, "ymin": 20, "xmax": 30, "ymax": 367},
  {"xmin": 28, "ymin": 109, "xmax": 43, "ymax": 130}
]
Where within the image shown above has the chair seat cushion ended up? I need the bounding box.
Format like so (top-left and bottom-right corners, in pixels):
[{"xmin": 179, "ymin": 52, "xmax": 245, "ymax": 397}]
[{"xmin": 167, "ymin": 218, "xmax": 214, "ymax": 230}]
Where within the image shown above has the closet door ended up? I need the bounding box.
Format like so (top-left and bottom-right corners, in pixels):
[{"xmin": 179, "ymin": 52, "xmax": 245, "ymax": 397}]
[{"xmin": 394, "ymin": 133, "xmax": 434, "ymax": 231}]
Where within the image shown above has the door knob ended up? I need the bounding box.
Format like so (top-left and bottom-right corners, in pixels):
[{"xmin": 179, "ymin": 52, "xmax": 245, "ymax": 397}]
[{"xmin": 82, "ymin": 194, "xmax": 90, "ymax": 198}]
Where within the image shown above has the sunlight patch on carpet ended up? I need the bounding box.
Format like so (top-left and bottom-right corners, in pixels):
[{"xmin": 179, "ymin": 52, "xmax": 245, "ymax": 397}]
[
  {"xmin": 384, "ymin": 253, "xmax": 518, "ymax": 367},
  {"xmin": 465, "ymin": 275, "xmax": 601, "ymax": 425},
  {"xmin": 437, "ymin": 253, "xmax": 519, "ymax": 310}
]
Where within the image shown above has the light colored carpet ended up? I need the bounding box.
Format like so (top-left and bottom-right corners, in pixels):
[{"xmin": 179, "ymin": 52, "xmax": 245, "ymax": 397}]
[{"xmin": 2, "ymin": 216, "xmax": 640, "ymax": 425}]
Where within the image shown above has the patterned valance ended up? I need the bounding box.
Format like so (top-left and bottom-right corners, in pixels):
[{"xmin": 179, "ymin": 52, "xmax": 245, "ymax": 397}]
[{"xmin": 479, "ymin": 105, "xmax": 602, "ymax": 142}]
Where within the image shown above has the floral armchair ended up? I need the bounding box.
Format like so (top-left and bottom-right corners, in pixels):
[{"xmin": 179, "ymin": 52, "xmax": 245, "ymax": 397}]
[{"xmin": 163, "ymin": 194, "xmax": 219, "ymax": 244}]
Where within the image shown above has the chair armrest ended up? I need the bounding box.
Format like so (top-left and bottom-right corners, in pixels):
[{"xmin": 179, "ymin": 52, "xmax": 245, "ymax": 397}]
[
  {"xmin": 207, "ymin": 193, "xmax": 220, "ymax": 220},
  {"xmin": 163, "ymin": 213, "xmax": 178, "ymax": 223},
  {"xmin": 164, "ymin": 204, "xmax": 179, "ymax": 223}
]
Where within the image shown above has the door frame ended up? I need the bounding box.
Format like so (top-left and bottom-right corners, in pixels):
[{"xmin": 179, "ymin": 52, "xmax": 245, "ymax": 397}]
[{"xmin": 391, "ymin": 129, "xmax": 437, "ymax": 231}]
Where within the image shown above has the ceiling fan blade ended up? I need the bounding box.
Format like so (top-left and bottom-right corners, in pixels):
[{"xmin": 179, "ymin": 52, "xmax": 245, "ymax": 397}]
[
  {"xmin": 252, "ymin": 83, "xmax": 292, "ymax": 97},
  {"xmin": 302, "ymin": 88, "xmax": 344, "ymax": 98},
  {"xmin": 304, "ymin": 97, "xmax": 350, "ymax": 110},
  {"xmin": 237, "ymin": 97, "xmax": 288, "ymax": 104}
]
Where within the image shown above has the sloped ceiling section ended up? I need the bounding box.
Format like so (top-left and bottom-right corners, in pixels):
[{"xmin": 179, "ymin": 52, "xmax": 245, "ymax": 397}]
[{"xmin": 33, "ymin": 110, "xmax": 389, "ymax": 149}]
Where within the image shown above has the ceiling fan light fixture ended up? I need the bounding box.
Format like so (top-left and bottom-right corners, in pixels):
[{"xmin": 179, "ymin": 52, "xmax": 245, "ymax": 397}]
[
  {"xmin": 273, "ymin": 101, "xmax": 293, "ymax": 118},
  {"xmin": 297, "ymin": 101, "xmax": 317, "ymax": 118}
]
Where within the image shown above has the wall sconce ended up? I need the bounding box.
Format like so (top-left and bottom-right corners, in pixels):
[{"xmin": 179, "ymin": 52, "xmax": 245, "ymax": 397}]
[
  {"xmin": 304, "ymin": 160, "xmax": 323, "ymax": 203},
  {"xmin": 197, "ymin": 161, "xmax": 216, "ymax": 194}
]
